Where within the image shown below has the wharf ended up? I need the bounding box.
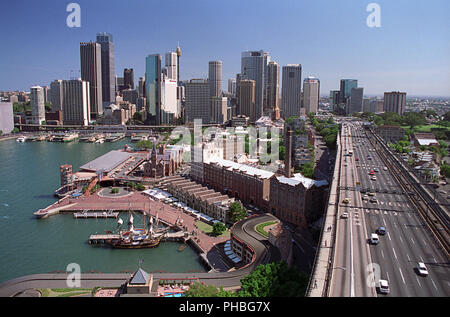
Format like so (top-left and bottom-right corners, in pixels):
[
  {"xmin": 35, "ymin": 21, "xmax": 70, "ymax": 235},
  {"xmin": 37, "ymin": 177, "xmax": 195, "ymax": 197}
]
[
  {"xmin": 89, "ymin": 231, "xmax": 189, "ymax": 245},
  {"xmin": 73, "ymin": 211, "xmax": 119, "ymax": 219}
]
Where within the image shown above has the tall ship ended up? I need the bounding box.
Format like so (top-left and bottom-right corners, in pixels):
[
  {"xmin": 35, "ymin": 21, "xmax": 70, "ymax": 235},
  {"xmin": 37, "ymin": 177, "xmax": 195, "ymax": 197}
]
[{"xmin": 109, "ymin": 212, "xmax": 168, "ymax": 249}]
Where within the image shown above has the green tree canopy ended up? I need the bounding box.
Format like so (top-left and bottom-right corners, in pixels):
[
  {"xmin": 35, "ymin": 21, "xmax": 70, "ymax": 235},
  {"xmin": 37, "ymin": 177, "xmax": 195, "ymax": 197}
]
[
  {"xmin": 230, "ymin": 202, "xmax": 247, "ymax": 223},
  {"xmin": 212, "ymin": 222, "xmax": 227, "ymax": 236}
]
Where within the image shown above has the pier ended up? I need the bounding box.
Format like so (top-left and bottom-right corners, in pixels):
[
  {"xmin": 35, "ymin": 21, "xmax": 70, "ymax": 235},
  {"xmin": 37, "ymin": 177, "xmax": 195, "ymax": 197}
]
[
  {"xmin": 73, "ymin": 211, "xmax": 119, "ymax": 219},
  {"xmin": 89, "ymin": 231, "xmax": 190, "ymax": 245}
]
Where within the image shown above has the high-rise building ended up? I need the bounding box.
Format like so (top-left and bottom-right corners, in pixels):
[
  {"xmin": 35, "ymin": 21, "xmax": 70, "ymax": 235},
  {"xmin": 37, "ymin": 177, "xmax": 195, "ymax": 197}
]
[
  {"xmin": 31, "ymin": 86, "xmax": 45, "ymax": 125},
  {"xmin": 165, "ymin": 52, "xmax": 178, "ymax": 81},
  {"xmin": 303, "ymin": 77, "xmax": 320, "ymax": 115},
  {"xmin": 384, "ymin": 91, "xmax": 406, "ymax": 115},
  {"xmin": 235, "ymin": 73, "xmax": 242, "ymax": 113},
  {"xmin": 145, "ymin": 54, "xmax": 162, "ymax": 125},
  {"xmin": 241, "ymin": 50, "xmax": 268, "ymax": 121},
  {"xmin": 185, "ymin": 79, "xmax": 210, "ymax": 124},
  {"xmin": 211, "ymin": 96, "xmax": 228, "ymax": 124},
  {"xmin": 96, "ymin": 33, "xmax": 115, "ymax": 107},
  {"xmin": 61, "ymin": 79, "xmax": 91, "ymax": 126},
  {"xmin": 80, "ymin": 42, "xmax": 103, "ymax": 117},
  {"xmin": 266, "ymin": 61, "xmax": 279, "ymax": 116},
  {"xmin": 281, "ymin": 64, "xmax": 302, "ymax": 118},
  {"xmin": 228, "ymin": 78, "xmax": 236, "ymax": 95},
  {"xmin": 208, "ymin": 61, "xmax": 222, "ymax": 98},
  {"xmin": 138, "ymin": 77, "xmax": 146, "ymax": 98},
  {"xmin": 50, "ymin": 80, "xmax": 64, "ymax": 112},
  {"xmin": 339, "ymin": 79, "xmax": 358, "ymax": 104},
  {"xmin": 0, "ymin": 102, "xmax": 14, "ymax": 134},
  {"xmin": 42, "ymin": 86, "xmax": 49, "ymax": 104},
  {"xmin": 161, "ymin": 74, "xmax": 178, "ymax": 124},
  {"xmin": 239, "ymin": 79, "xmax": 256, "ymax": 122},
  {"xmin": 123, "ymin": 68, "xmax": 134, "ymax": 90},
  {"xmin": 348, "ymin": 87, "xmax": 364, "ymax": 114}
]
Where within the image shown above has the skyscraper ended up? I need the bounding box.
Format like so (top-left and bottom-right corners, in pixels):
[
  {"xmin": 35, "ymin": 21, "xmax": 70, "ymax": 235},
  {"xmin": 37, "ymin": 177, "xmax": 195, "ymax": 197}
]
[
  {"xmin": 80, "ymin": 42, "xmax": 103, "ymax": 117},
  {"xmin": 50, "ymin": 80, "xmax": 64, "ymax": 112},
  {"xmin": 165, "ymin": 52, "xmax": 178, "ymax": 81},
  {"xmin": 211, "ymin": 97, "xmax": 228, "ymax": 124},
  {"xmin": 281, "ymin": 64, "xmax": 302, "ymax": 118},
  {"xmin": 138, "ymin": 77, "xmax": 146, "ymax": 98},
  {"xmin": 241, "ymin": 51, "xmax": 268, "ymax": 121},
  {"xmin": 303, "ymin": 77, "xmax": 320, "ymax": 115},
  {"xmin": 185, "ymin": 79, "xmax": 210, "ymax": 124},
  {"xmin": 348, "ymin": 87, "xmax": 364, "ymax": 114},
  {"xmin": 208, "ymin": 61, "xmax": 222, "ymax": 98},
  {"xmin": 61, "ymin": 79, "xmax": 90, "ymax": 126},
  {"xmin": 239, "ymin": 79, "xmax": 256, "ymax": 122},
  {"xmin": 384, "ymin": 91, "xmax": 406, "ymax": 115},
  {"xmin": 30, "ymin": 86, "xmax": 45, "ymax": 125},
  {"xmin": 266, "ymin": 61, "xmax": 279, "ymax": 116},
  {"xmin": 145, "ymin": 54, "xmax": 162, "ymax": 125},
  {"xmin": 123, "ymin": 68, "xmax": 134, "ymax": 90},
  {"xmin": 228, "ymin": 78, "xmax": 236, "ymax": 95},
  {"xmin": 339, "ymin": 79, "xmax": 358, "ymax": 104},
  {"xmin": 96, "ymin": 33, "xmax": 115, "ymax": 107}
]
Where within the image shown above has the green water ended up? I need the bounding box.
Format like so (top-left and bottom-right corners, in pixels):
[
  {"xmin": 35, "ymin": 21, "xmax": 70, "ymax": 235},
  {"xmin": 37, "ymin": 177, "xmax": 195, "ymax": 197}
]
[{"xmin": 0, "ymin": 139, "xmax": 205, "ymax": 283}]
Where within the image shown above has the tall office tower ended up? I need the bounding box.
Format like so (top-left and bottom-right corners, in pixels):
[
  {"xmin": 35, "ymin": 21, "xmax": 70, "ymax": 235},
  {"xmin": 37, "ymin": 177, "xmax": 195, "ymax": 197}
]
[
  {"xmin": 165, "ymin": 52, "xmax": 178, "ymax": 81},
  {"xmin": 266, "ymin": 61, "xmax": 279, "ymax": 116},
  {"xmin": 50, "ymin": 80, "xmax": 64, "ymax": 112},
  {"xmin": 384, "ymin": 91, "xmax": 406, "ymax": 115},
  {"xmin": 96, "ymin": 33, "xmax": 115, "ymax": 107},
  {"xmin": 303, "ymin": 77, "xmax": 320, "ymax": 115},
  {"xmin": 123, "ymin": 68, "xmax": 134, "ymax": 90},
  {"xmin": 348, "ymin": 87, "xmax": 364, "ymax": 114},
  {"xmin": 211, "ymin": 96, "xmax": 228, "ymax": 124},
  {"xmin": 208, "ymin": 61, "xmax": 222, "ymax": 98},
  {"xmin": 42, "ymin": 86, "xmax": 49, "ymax": 104},
  {"xmin": 80, "ymin": 41, "xmax": 103, "ymax": 117},
  {"xmin": 61, "ymin": 79, "xmax": 91, "ymax": 126},
  {"xmin": 363, "ymin": 98, "xmax": 371, "ymax": 113},
  {"xmin": 241, "ymin": 50, "xmax": 268, "ymax": 121},
  {"xmin": 235, "ymin": 73, "xmax": 242, "ymax": 113},
  {"xmin": 239, "ymin": 79, "xmax": 256, "ymax": 122},
  {"xmin": 161, "ymin": 74, "xmax": 178, "ymax": 124},
  {"xmin": 228, "ymin": 78, "xmax": 236, "ymax": 95},
  {"xmin": 145, "ymin": 54, "xmax": 162, "ymax": 125},
  {"xmin": 138, "ymin": 77, "xmax": 146, "ymax": 98},
  {"xmin": 30, "ymin": 86, "xmax": 45, "ymax": 125},
  {"xmin": 176, "ymin": 44, "xmax": 182, "ymax": 84},
  {"xmin": 339, "ymin": 79, "xmax": 358, "ymax": 103},
  {"xmin": 281, "ymin": 64, "xmax": 302, "ymax": 118},
  {"xmin": 185, "ymin": 79, "xmax": 210, "ymax": 124}
]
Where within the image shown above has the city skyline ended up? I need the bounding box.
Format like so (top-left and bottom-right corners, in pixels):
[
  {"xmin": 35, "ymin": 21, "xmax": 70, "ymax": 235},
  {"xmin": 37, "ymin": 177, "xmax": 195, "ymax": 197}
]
[{"xmin": 0, "ymin": 0, "xmax": 449, "ymax": 97}]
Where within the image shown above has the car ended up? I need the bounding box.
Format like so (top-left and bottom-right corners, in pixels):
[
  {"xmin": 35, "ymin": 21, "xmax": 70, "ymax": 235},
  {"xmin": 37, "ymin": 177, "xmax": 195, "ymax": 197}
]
[
  {"xmin": 369, "ymin": 170, "xmax": 375, "ymax": 175},
  {"xmin": 370, "ymin": 198, "xmax": 378, "ymax": 203},
  {"xmin": 341, "ymin": 212, "xmax": 349, "ymax": 219},
  {"xmin": 383, "ymin": 167, "xmax": 388, "ymax": 171},
  {"xmin": 355, "ymin": 157, "xmax": 359, "ymax": 161},
  {"xmin": 368, "ymin": 157, "xmax": 372, "ymax": 160},
  {"xmin": 416, "ymin": 262, "xmax": 429, "ymax": 276},
  {"xmin": 378, "ymin": 279, "xmax": 390, "ymax": 294},
  {"xmin": 370, "ymin": 233, "xmax": 379, "ymax": 245},
  {"xmin": 374, "ymin": 168, "xmax": 379, "ymax": 172},
  {"xmin": 376, "ymin": 226, "xmax": 386, "ymax": 235},
  {"xmin": 371, "ymin": 176, "xmax": 377, "ymax": 181},
  {"xmin": 343, "ymin": 198, "xmax": 350, "ymax": 204},
  {"xmin": 368, "ymin": 192, "xmax": 375, "ymax": 196}
]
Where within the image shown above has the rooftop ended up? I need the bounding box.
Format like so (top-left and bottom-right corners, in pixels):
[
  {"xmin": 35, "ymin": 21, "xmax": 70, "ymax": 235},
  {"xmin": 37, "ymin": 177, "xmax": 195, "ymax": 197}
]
[
  {"xmin": 276, "ymin": 173, "xmax": 328, "ymax": 189},
  {"xmin": 80, "ymin": 150, "xmax": 133, "ymax": 173},
  {"xmin": 209, "ymin": 158, "xmax": 274, "ymax": 179}
]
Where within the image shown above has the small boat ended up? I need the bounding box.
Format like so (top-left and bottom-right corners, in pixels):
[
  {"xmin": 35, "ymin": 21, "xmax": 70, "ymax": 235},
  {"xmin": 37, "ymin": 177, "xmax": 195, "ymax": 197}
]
[
  {"xmin": 178, "ymin": 244, "xmax": 186, "ymax": 252},
  {"xmin": 16, "ymin": 136, "xmax": 26, "ymax": 142}
]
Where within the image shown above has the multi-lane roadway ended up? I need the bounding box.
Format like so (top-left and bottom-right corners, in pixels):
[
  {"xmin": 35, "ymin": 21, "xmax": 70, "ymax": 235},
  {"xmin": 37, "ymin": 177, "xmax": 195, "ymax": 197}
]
[{"xmin": 330, "ymin": 120, "xmax": 449, "ymax": 297}]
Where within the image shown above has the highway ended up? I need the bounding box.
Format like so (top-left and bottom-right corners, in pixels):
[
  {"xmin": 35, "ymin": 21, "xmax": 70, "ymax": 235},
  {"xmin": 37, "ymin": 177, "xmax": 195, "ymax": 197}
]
[{"xmin": 330, "ymin": 120, "xmax": 450, "ymax": 297}]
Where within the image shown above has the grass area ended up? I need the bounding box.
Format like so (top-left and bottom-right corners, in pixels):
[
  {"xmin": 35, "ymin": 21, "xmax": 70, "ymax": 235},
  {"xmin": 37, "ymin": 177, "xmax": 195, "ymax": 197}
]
[
  {"xmin": 401, "ymin": 124, "xmax": 450, "ymax": 132},
  {"xmin": 255, "ymin": 221, "xmax": 278, "ymax": 238},
  {"xmin": 38, "ymin": 288, "xmax": 92, "ymax": 297},
  {"xmin": 194, "ymin": 221, "xmax": 230, "ymax": 238}
]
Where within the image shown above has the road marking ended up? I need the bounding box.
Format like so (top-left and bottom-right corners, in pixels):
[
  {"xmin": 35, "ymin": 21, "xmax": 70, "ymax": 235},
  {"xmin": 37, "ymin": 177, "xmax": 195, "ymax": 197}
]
[
  {"xmin": 399, "ymin": 235, "xmax": 403, "ymax": 243},
  {"xmin": 423, "ymin": 239, "xmax": 427, "ymax": 246},
  {"xmin": 381, "ymin": 249, "xmax": 385, "ymax": 258},
  {"xmin": 392, "ymin": 247, "xmax": 397, "ymax": 260},
  {"xmin": 350, "ymin": 209, "xmax": 355, "ymax": 297},
  {"xmin": 431, "ymin": 279, "xmax": 438, "ymax": 291},
  {"xmin": 383, "ymin": 218, "xmax": 386, "ymax": 226},
  {"xmin": 386, "ymin": 271, "xmax": 390, "ymax": 281},
  {"xmin": 419, "ymin": 256, "xmax": 424, "ymax": 262},
  {"xmin": 399, "ymin": 267, "xmax": 406, "ymax": 284},
  {"xmin": 416, "ymin": 276, "xmax": 421, "ymax": 287},
  {"xmin": 406, "ymin": 253, "xmax": 411, "ymax": 261},
  {"xmin": 411, "ymin": 237, "xmax": 415, "ymax": 245},
  {"xmin": 433, "ymin": 257, "xmax": 437, "ymax": 263}
]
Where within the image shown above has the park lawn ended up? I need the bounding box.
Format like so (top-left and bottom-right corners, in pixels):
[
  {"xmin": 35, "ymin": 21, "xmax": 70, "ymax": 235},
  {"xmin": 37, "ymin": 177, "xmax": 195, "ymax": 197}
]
[
  {"xmin": 38, "ymin": 288, "xmax": 92, "ymax": 297},
  {"xmin": 402, "ymin": 124, "xmax": 450, "ymax": 132},
  {"xmin": 255, "ymin": 221, "xmax": 278, "ymax": 238},
  {"xmin": 195, "ymin": 221, "xmax": 230, "ymax": 238}
]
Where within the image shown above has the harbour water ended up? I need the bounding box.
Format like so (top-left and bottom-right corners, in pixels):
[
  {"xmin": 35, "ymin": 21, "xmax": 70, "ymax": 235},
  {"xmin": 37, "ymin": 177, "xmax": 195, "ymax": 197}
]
[{"xmin": 0, "ymin": 138, "xmax": 206, "ymax": 284}]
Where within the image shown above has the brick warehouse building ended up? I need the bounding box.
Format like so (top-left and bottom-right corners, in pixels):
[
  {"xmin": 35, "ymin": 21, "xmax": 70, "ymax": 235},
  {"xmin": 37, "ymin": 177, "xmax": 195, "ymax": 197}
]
[{"xmin": 269, "ymin": 174, "xmax": 328, "ymax": 228}]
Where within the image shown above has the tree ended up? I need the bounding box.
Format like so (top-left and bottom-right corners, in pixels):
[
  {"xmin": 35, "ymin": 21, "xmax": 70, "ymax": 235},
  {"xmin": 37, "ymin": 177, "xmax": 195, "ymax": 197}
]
[
  {"xmin": 403, "ymin": 112, "xmax": 425, "ymax": 128},
  {"xmin": 300, "ymin": 162, "xmax": 315, "ymax": 179},
  {"xmin": 441, "ymin": 162, "xmax": 450, "ymax": 178},
  {"xmin": 238, "ymin": 261, "xmax": 309, "ymax": 297},
  {"xmin": 443, "ymin": 111, "xmax": 450, "ymax": 122},
  {"xmin": 184, "ymin": 282, "xmax": 235, "ymax": 297},
  {"xmin": 230, "ymin": 202, "xmax": 247, "ymax": 223},
  {"xmin": 279, "ymin": 145, "xmax": 286, "ymax": 161},
  {"xmin": 136, "ymin": 140, "xmax": 153, "ymax": 150},
  {"xmin": 0, "ymin": 130, "xmax": 3, "ymax": 136},
  {"xmin": 12, "ymin": 127, "xmax": 19, "ymax": 134},
  {"xmin": 212, "ymin": 222, "xmax": 227, "ymax": 236}
]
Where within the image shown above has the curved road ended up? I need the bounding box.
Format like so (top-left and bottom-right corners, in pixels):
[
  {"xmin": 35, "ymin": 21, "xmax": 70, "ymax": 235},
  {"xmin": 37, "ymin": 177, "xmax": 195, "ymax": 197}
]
[{"xmin": 0, "ymin": 214, "xmax": 281, "ymax": 297}]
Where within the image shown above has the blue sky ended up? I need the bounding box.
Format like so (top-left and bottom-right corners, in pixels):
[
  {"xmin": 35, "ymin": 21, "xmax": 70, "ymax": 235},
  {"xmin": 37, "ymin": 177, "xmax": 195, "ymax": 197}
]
[{"xmin": 0, "ymin": 0, "xmax": 449, "ymax": 96}]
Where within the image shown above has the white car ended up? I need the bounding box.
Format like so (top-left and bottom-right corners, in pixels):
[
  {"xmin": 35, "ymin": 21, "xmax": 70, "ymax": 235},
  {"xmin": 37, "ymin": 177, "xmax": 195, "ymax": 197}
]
[
  {"xmin": 370, "ymin": 233, "xmax": 379, "ymax": 245},
  {"xmin": 417, "ymin": 262, "xmax": 429, "ymax": 276},
  {"xmin": 341, "ymin": 212, "xmax": 349, "ymax": 219},
  {"xmin": 383, "ymin": 167, "xmax": 388, "ymax": 171},
  {"xmin": 378, "ymin": 279, "xmax": 390, "ymax": 294}
]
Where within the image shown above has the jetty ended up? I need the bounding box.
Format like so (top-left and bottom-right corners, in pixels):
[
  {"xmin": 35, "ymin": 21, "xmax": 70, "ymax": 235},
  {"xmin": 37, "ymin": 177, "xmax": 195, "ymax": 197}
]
[
  {"xmin": 73, "ymin": 211, "xmax": 119, "ymax": 219},
  {"xmin": 89, "ymin": 230, "xmax": 189, "ymax": 245}
]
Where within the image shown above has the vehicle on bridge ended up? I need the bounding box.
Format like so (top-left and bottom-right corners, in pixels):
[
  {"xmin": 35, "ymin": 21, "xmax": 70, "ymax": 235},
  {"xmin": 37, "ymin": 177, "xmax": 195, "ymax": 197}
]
[
  {"xmin": 377, "ymin": 279, "xmax": 390, "ymax": 294},
  {"xmin": 376, "ymin": 226, "xmax": 386, "ymax": 235},
  {"xmin": 416, "ymin": 262, "xmax": 429, "ymax": 276},
  {"xmin": 370, "ymin": 233, "xmax": 379, "ymax": 245}
]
